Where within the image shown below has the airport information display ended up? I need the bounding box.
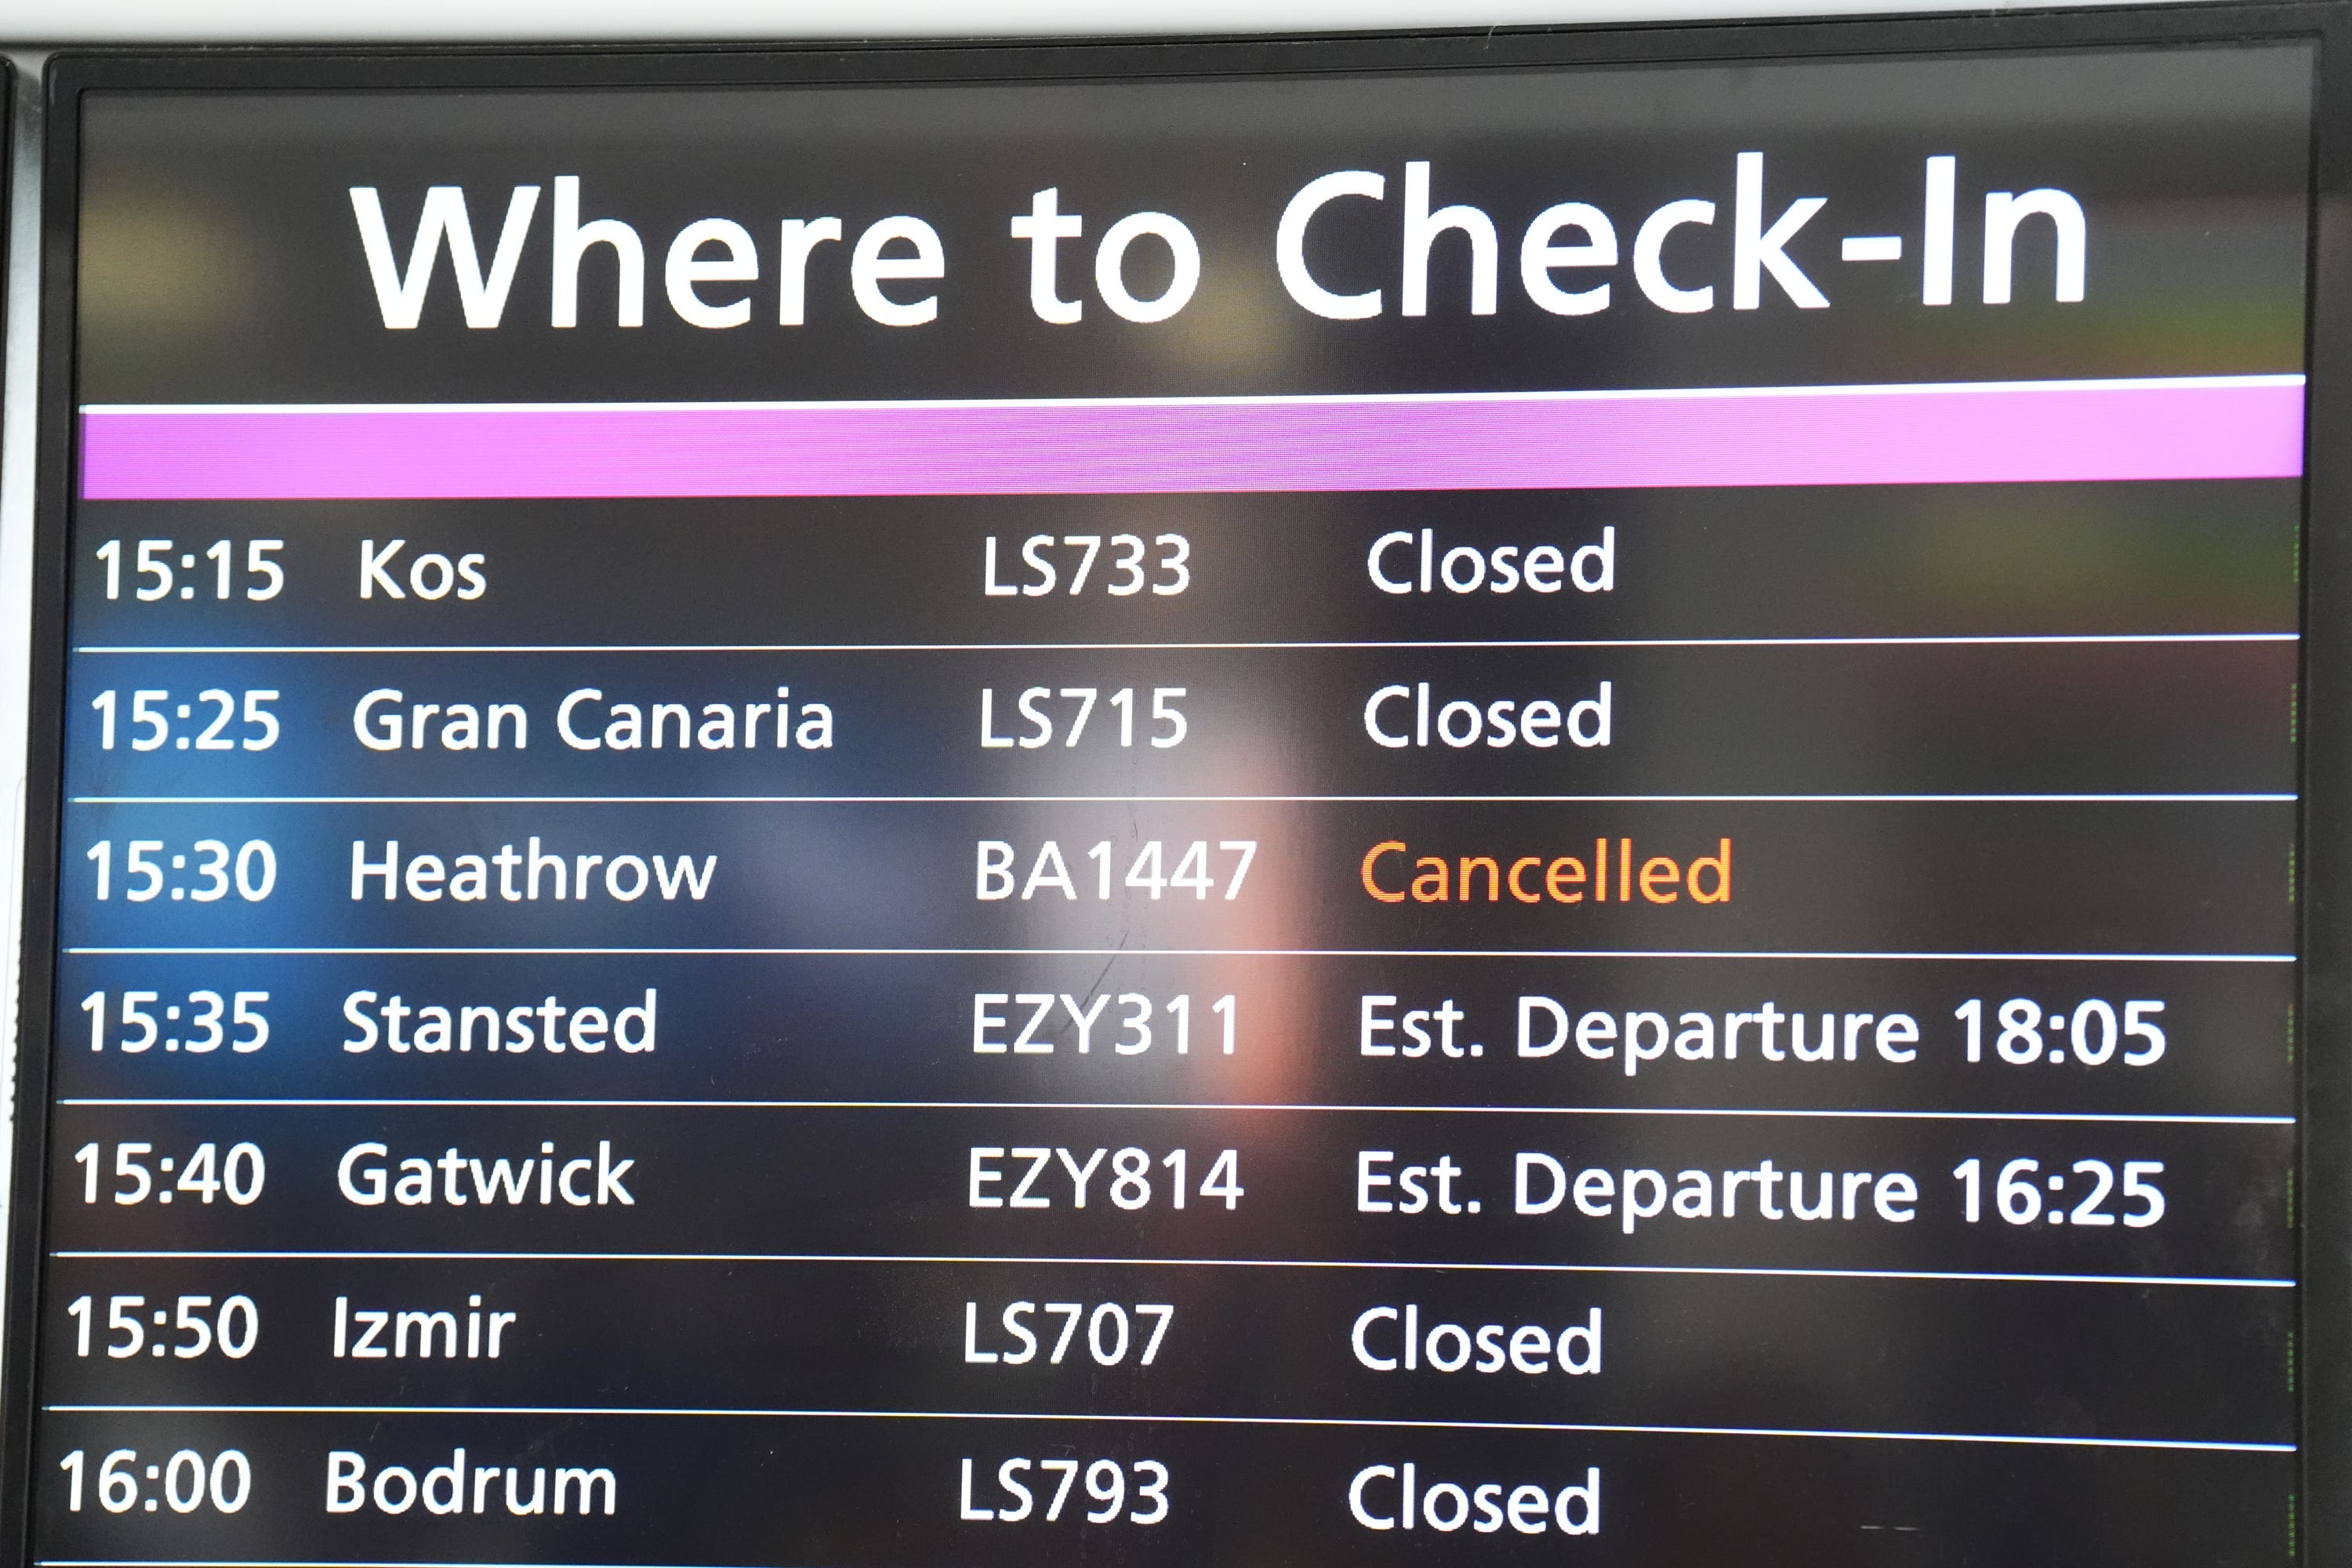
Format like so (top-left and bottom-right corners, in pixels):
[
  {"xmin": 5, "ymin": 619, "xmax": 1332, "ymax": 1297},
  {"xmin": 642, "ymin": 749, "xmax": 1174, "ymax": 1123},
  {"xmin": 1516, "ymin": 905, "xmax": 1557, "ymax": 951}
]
[{"xmin": 20, "ymin": 27, "xmax": 2327, "ymax": 1565}]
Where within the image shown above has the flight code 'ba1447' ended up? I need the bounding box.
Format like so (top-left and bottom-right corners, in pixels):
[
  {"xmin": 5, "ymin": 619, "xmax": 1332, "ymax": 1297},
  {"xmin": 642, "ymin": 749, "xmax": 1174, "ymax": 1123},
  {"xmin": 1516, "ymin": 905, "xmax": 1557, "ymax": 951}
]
[{"xmin": 978, "ymin": 840, "xmax": 1254, "ymax": 901}]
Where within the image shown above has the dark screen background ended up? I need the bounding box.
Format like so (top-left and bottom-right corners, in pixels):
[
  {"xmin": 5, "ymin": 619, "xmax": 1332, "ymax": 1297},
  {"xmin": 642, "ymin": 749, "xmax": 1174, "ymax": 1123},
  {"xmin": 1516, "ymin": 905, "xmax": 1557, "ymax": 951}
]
[
  {"xmin": 76, "ymin": 45, "xmax": 2310, "ymax": 403},
  {"xmin": 36, "ymin": 38, "xmax": 2315, "ymax": 1567}
]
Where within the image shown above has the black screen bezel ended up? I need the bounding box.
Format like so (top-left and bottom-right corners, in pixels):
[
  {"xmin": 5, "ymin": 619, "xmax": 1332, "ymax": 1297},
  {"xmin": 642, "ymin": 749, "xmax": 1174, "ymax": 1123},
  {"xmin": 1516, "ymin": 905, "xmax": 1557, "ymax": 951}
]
[{"xmin": 20, "ymin": 7, "xmax": 2352, "ymax": 1560}]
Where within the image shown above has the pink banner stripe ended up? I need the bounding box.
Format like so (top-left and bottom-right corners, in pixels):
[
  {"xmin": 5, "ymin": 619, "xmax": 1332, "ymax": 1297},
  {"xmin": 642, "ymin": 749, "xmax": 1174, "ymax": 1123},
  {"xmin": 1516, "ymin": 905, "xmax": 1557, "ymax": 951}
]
[{"xmin": 79, "ymin": 379, "xmax": 2306, "ymax": 500}]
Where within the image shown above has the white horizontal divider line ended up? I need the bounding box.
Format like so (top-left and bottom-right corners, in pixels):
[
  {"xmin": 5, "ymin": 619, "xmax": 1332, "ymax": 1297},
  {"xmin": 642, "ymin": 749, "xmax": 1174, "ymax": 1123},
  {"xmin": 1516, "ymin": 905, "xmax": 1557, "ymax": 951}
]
[
  {"xmin": 46, "ymin": 1250, "xmax": 2293, "ymax": 1288},
  {"xmin": 31, "ymin": 1403, "xmax": 2296, "ymax": 1453},
  {"xmin": 43, "ymin": 1561, "xmax": 782, "ymax": 1568},
  {"xmin": 60, "ymin": 946, "xmax": 2299, "ymax": 961},
  {"xmin": 73, "ymin": 632, "xmax": 2304, "ymax": 655},
  {"xmin": 69, "ymin": 793, "xmax": 2303, "ymax": 806},
  {"xmin": 34, "ymin": 1563, "xmax": 877, "ymax": 1568},
  {"xmin": 51, "ymin": 1098, "xmax": 2295, "ymax": 1123}
]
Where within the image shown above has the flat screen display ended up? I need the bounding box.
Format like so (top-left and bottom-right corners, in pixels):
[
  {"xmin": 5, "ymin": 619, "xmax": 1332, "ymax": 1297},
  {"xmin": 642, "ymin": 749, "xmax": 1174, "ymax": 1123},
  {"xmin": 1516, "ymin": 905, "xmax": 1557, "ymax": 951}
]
[{"xmin": 23, "ymin": 22, "xmax": 2327, "ymax": 1564}]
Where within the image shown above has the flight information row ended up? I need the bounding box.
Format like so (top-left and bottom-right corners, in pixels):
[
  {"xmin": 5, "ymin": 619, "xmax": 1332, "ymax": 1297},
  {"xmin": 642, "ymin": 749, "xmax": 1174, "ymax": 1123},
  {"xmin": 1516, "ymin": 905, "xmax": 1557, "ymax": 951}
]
[
  {"xmin": 40, "ymin": 1104, "xmax": 2288, "ymax": 1276},
  {"xmin": 61, "ymin": 640, "xmax": 2292, "ymax": 796},
  {"xmin": 68, "ymin": 480, "xmax": 2296, "ymax": 644},
  {"xmin": 29, "ymin": 1410, "xmax": 2289, "ymax": 1564},
  {"xmin": 53, "ymin": 799, "xmax": 2292, "ymax": 951},
  {"xmin": 47, "ymin": 953, "xmax": 2288, "ymax": 1113},
  {"xmin": 35, "ymin": 1257, "xmax": 2288, "ymax": 1436}
]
